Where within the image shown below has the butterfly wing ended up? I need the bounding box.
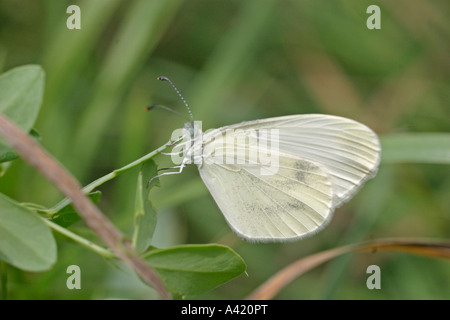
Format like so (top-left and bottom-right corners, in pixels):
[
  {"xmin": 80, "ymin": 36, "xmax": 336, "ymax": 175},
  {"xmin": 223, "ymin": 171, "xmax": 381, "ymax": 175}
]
[
  {"xmin": 197, "ymin": 114, "xmax": 380, "ymax": 241},
  {"xmin": 205, "ymin": 114, "xmax": 381, "ymax": 208},
  {"xmin": 198, "ymin": 154, "xmax": 334, "ymax": 241}
]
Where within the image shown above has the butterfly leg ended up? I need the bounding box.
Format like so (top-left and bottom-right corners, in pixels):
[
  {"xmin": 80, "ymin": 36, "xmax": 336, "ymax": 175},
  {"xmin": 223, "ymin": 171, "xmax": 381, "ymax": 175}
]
[
  {"xmin": 146, "ymin": 158, "xmax": 188, "ymax": 187},
  {"xmin": 160, "ymin": 149, "xmax": 186, "ymax": 156}
]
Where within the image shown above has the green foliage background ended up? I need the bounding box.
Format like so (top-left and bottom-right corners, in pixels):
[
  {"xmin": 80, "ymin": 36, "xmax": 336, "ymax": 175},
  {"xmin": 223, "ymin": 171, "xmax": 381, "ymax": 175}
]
[{"xmin": 0, "ymin": 0, "xmax": 449, "ymax": 299}]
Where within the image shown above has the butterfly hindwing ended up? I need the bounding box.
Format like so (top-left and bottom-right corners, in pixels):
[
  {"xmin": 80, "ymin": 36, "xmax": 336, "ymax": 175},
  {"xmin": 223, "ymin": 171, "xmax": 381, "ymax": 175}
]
[{"xmin": 198, "ymin": 154, "xmax": 333, "ymax": 241}]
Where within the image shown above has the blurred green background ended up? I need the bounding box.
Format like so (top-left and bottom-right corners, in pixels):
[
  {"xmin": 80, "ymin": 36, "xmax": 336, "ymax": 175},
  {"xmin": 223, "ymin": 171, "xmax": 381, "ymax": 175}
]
[{"xmin": 0, "ymin": 0, "xmax": 449, "ymax": 299}]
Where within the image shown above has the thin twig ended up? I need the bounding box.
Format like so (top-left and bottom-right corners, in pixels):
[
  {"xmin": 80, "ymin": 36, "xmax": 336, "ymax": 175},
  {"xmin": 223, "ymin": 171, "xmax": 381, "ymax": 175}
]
[{"xmin": 0, "ymin": 113, "xmax": 170, "ymax": 300}]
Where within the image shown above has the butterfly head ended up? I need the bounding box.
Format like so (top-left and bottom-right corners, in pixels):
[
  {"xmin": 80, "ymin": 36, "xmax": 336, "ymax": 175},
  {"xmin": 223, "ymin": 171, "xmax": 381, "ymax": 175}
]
[{"xmin": 182, "ymin": 121, "xmax": 203, "ymax": 165}]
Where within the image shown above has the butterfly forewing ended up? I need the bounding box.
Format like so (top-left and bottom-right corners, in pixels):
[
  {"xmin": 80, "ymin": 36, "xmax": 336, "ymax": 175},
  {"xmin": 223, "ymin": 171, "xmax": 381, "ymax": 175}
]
[
  {"xmin": 198, "ymin": 152, "xmax": 334, "ymax": 241},
  {"xmin": 203, "ymin": 114, "xmax": 380, "ymax": 208}
]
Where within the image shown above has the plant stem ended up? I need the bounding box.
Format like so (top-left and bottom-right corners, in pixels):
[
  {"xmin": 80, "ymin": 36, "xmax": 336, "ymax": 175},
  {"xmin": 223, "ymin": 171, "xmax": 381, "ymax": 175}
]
[
  {"xmin": 49, "ymin": 139, "xmax": 174, "ymax": 213},
  {"xmin": 42, "ymin": 218, "xmax": 115, "ymax": 259},
  {"xmin": 0, "ymin": 261, "xmax": 7, "ymax": 300}
]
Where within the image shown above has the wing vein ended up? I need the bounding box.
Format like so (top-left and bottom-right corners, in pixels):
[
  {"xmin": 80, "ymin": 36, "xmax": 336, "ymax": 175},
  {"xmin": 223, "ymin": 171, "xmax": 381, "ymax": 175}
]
[
  {"xmin": 238, "ymin": 170, "xmax": 317, "ymax": 233},
  {"xmin": 241, "ymin": 167, "xmax": 326, "ymax": 223}
]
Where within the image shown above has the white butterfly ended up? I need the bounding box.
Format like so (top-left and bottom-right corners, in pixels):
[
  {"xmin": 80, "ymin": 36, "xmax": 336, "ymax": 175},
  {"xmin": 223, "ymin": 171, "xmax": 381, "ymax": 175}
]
[{"xmin": 153, "ymin": 77, "xmax": 381, "ymax": 242}]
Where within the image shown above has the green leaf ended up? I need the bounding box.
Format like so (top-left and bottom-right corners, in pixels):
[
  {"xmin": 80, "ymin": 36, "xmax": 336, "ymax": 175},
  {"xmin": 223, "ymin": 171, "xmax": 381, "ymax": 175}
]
[
  {"xmin": 0, "ymin": 193, "xmax": 57, "ymax": 271},
  {"xmin": 0, "ymin": 162, "xmax": 11, "ymax": 178},
  {"xmin": 0, "ymin": 128, "xmax": 42, "ymax": 164},
  {"xmin": 0, "ymin": 65, "xmax": 45, "ymax": 174},
  {"xmin": 132, "ymin": 159, "xmax": 159, "ymax": 253},
  {"xmin": 381, "ymin": 133, "xmax": 450, "ymax": 164},
  {"xmin": 49, "ymin": 191, "xmax": 101, "ymax": 227},
  {"xmin": 144, "ymin": 244, "xmax": 246, "ymax": 296},
  {"xmin": 0, "ymin": 150, "xmax": 17, "ymax": 163},
  {"xmin": 0, "ymin": 65, "xmax": 44, "ymax": 146}
]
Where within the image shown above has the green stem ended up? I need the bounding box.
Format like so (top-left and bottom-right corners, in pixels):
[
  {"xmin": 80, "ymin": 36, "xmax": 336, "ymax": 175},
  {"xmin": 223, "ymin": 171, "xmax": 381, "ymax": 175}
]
[
  {"xmin": 0, "ymin": 261, "xmax": 7, "ymax": 300},
  {"xmin": 42, "ymin": 218, "xmax": 115, "ymax": 259},
  {"xmin": 49, "ymin": 139, "xmax": 173, "ymax": 213}
]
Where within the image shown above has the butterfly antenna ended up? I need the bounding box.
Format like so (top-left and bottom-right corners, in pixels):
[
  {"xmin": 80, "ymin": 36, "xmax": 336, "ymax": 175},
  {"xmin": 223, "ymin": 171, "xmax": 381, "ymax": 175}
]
[
  {"xmin": 157, "ymin": 76, "xmax": 194, "ymax": 122},
  {"xmin": 146, "ymin": 104, "xmax": 189, "ymax": 121}
]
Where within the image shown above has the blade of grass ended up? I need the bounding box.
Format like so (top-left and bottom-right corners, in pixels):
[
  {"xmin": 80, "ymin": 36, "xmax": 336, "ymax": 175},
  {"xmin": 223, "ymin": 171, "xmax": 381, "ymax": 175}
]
[
  {"xmin": 40, "ymin": 0, "xmax": 123, "ymax": 162},
  {"xmin": 42, "ymin": 0, "xmax": 122, "ymax": 96},
  {"xmin": 188, "ymin": 0, "xmax": 277, "ymax": 122},
  {"xmin": 246, "ymin": 238, "xmax": 450, "ymax": 300},
  {"xmin": 0, "ymin": 260, "xmax": 7, "ymax": 300},
  {"xmin": 381, "ymin": 133, "xmax": 450, "ymax": 164}
]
